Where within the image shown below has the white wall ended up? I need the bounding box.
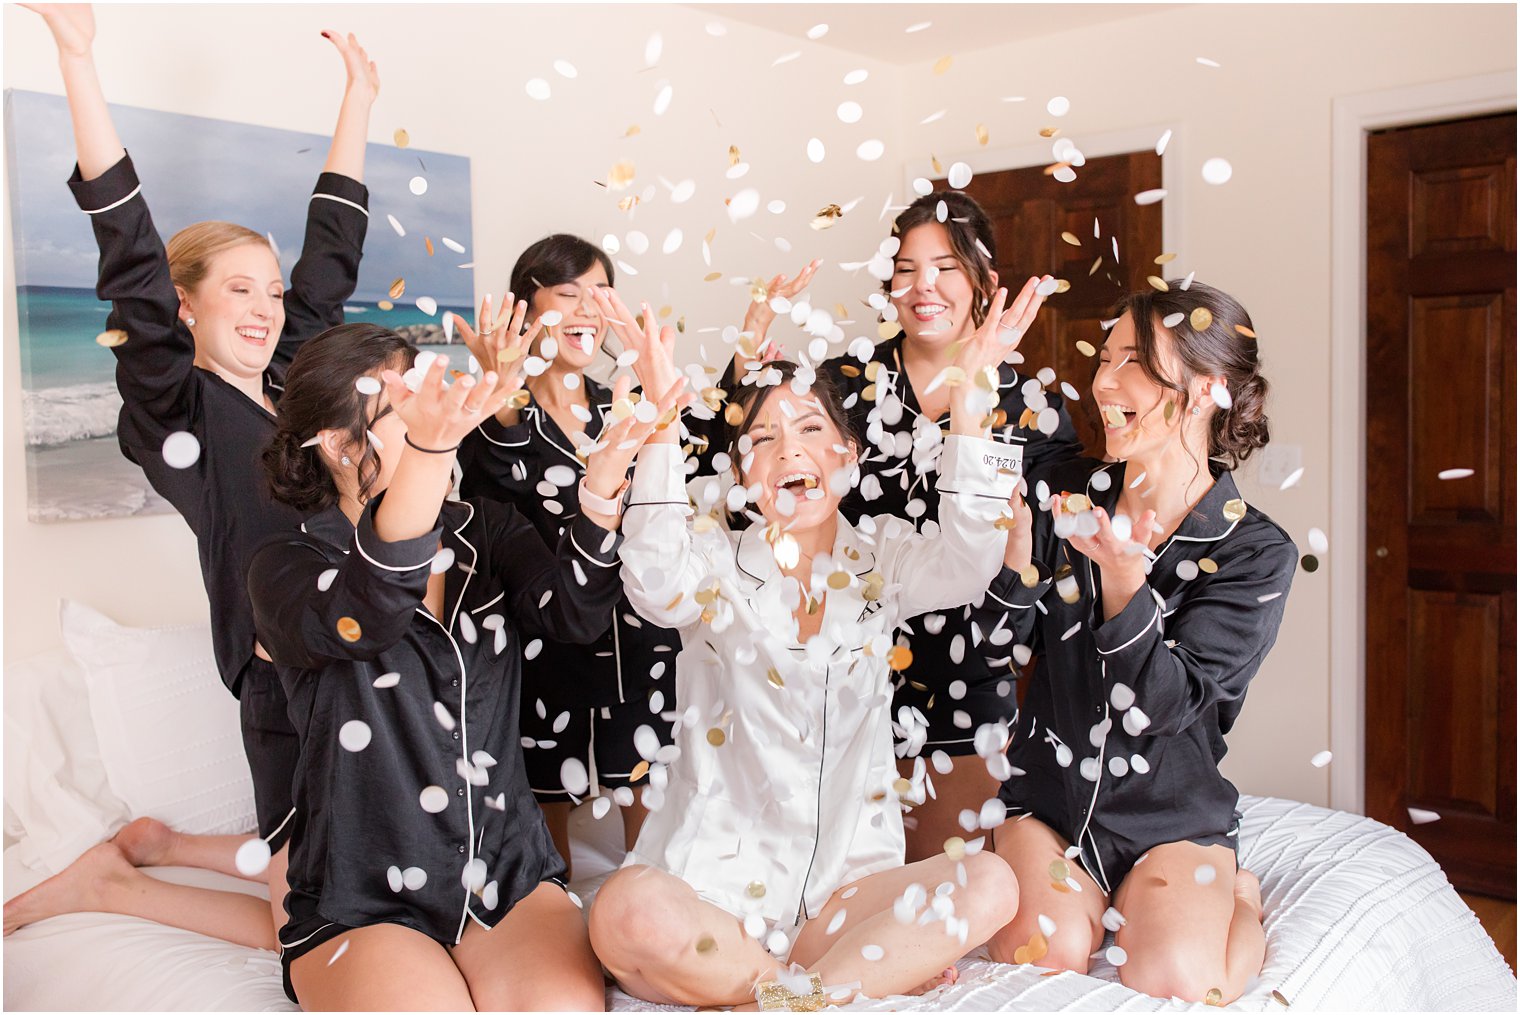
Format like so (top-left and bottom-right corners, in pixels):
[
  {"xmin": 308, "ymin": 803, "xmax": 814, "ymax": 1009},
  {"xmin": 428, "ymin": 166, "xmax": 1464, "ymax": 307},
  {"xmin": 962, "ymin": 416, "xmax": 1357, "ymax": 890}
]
[{"xmin": 5, "ymin": 4, "xmax": 1516, "ymax": 808}]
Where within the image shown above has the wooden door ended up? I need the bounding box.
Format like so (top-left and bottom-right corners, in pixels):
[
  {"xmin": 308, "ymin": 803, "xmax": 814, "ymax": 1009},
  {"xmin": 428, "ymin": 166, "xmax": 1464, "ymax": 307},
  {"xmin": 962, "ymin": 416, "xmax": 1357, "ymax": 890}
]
[
  {"xmin": 936, "ymin": 150, "xmax": 1164, "ymax": 454},
  {"xmin": 1365, "ymin": 112, "xmax": 1516, "ymax": 898}
]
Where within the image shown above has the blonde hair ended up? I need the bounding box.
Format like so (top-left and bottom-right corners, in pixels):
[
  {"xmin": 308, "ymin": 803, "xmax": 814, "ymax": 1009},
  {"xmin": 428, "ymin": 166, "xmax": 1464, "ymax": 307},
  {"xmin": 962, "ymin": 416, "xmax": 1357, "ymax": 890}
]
[{"xmin": 165, "ymin": 221, "xmax": 272, "ymax": 294}]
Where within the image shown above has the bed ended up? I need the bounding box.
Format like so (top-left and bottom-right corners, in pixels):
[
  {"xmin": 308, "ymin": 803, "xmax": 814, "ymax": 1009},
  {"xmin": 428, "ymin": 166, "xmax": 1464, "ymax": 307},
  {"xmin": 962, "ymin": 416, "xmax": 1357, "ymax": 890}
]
[{"xmin": 5, "ymin": 604, "xmax": 1515, "ymax": 1011}]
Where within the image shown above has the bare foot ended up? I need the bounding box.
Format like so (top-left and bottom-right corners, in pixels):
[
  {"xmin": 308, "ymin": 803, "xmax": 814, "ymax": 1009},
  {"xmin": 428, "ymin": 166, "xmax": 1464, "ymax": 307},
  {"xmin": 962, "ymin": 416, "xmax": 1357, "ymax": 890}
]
[
  {"xmin": 1234, "ymin": 868, "xmax": 1263, "ymax": 921},
  {"xmin": 907, "ymin": 965, "xmax": 960, "ymax": 996},
  {"xmin": 4, "ymin": 842, "xmax": 136, "ymax": 935},
  {"xmin": 112, "ymin": 816, "xmax": 177, "ymax": 867}
]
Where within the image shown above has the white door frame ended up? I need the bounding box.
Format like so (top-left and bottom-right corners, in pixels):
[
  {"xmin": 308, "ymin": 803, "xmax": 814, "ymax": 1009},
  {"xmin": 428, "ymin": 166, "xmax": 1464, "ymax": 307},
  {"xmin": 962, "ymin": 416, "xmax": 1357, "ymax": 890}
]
[
  {"xmin": 902, "ymin": 122, "xmax": 1183, "ymax": 259},
  {"xmin": 1327, "ymin": 72, "xmax": 1515, "ymax": 815}
]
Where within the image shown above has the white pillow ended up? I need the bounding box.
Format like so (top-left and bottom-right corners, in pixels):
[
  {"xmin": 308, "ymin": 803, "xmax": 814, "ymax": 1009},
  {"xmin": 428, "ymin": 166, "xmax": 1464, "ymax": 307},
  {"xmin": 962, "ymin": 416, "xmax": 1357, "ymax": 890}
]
[
  {"xmin": 3, "ymin": 646, "xmax": 130, "ymax": 875},
  {"xmin": 59, "ymin": 600, "xmax": 257, "ymax": 843}
]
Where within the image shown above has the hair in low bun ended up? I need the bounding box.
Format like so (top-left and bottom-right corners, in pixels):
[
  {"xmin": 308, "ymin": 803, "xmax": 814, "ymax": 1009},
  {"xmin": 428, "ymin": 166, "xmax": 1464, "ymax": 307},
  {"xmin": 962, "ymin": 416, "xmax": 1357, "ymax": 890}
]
[
  {"xmin": 262, "ymin": 323, "xmax": 417, "ymax": 512},
  {"xmin": 1110, "ymin": 280, "xmax": 1271, "ymax": 470}
]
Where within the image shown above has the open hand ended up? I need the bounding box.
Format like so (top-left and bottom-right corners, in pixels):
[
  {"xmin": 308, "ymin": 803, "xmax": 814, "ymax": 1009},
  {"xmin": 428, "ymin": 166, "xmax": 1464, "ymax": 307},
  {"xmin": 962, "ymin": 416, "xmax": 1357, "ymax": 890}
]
[
  {"xmin": 1064, "ymin": 503, "xmax": 1158, "ymax": 575},
  {"xmin": 590, "ymin": 288, "xmax": 684, "ymax": 400},
  {"xmin": 452, "ymin": 293, "xmax": 541, "ymax": 395},
  {"xmin": 583, "ymin": 375, "xmax": 693, "ymax": 499},
  {"xmin": 379, "ymin": 355, "xmax": 514, "ymax": 454},
  {"xmin": 322, "ymin": 30, "xmax": 380, "ymax": 104}
]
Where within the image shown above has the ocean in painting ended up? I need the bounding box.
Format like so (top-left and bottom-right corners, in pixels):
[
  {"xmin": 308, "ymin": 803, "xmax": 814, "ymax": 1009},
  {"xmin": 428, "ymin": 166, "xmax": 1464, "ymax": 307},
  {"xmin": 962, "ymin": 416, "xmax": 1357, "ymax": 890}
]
[
  {"xmin": 17, "ymin": 285, "xmax": 469, "ymax": 521},
  {"xmin": 6, "ymin": 88, "xmax": 474, "ymax": 522}
]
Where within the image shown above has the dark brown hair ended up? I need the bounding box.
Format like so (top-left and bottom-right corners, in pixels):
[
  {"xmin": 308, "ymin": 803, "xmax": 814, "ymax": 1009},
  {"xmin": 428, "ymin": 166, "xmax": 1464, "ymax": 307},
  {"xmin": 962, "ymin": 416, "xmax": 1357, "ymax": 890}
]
[
  {"xmin": 725, "ymin": 361, "xmax": 860, "ymax": 461},
  {"xmin": 1109, "ymin": 280, "xmax": 1270, "ymax": 470},
  {"xmin": 887, "ymin": 190, "xmax": 999, "ymax": 328},
  {"xmin": 263, "ymin": 323, "xmax": 417, "ymax": 512}
]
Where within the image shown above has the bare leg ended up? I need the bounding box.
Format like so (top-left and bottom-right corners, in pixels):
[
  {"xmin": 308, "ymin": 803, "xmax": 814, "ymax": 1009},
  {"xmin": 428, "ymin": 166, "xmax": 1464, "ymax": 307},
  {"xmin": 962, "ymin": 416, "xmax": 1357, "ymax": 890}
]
[
  {"xmin": 898, "ymin": 755, "xmax": 1003, "ymax": 864},
  {"xmin": 290, "ymin": 922, "xmax": 475, "ymax": 1011},
  {"xmin": 1111, "ymin": 842, "xmax": 1264, "ymax": 1003},
  {"xmin": 3, "ymin": 842, "xmax": 276, "ymax": 950},
  {"xmin": 987, "ymin": 816, "xmax": 1106, "ymax": 971},
  {"xmin": 453, "ymin": 882, "xmax": 606, "ymax": 1011},
  {"xmin": 788, "ymin": 851, "xmax": 1019, "ymax": 1002},
  {"xmin": 588, "ymin": 864, "xmax": 785, "ymax": 1006},
  {"xmin": 619, "ymin": 794, "xmax": 651, "ymax": 853},
  {"xmin": 539, "ymin": 801, "xmax": 574, "ymax": 880},
  {"xmin": 112, "ymin": 817, "xmax": 264, "ymax": 882}
]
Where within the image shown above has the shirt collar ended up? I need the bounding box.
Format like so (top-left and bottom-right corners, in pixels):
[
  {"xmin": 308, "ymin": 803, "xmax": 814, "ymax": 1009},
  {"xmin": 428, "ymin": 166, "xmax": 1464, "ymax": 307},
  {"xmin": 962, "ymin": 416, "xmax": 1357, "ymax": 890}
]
[{"xmin": 1085, "ymin": 459, "xmax": 1245, "ymax": 545}]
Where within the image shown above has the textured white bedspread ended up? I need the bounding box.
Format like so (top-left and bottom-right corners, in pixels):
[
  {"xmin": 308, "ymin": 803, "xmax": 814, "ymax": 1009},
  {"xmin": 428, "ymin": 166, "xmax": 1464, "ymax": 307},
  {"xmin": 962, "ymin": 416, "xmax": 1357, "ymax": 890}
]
[{"xmin": 5, "ymin": 796, "xmax": 1514, "ymax": 1011}]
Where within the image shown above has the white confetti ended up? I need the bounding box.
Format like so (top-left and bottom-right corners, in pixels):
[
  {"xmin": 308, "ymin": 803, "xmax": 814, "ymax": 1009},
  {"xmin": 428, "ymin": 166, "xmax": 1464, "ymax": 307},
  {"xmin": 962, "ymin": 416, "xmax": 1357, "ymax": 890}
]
[
  {"xmin": 1106, "ymin": 945, "xmax": 1128, "ymax": 966},
  {"xmin": 373, "ymin": 671, "xmax": 400, "ymax": 688},
  {"xmin": 807, "ymin": 137, "xmax": 826, "ymax": 163},
  {"xmin": 1047, "ymin": 96, "xmax": 1070, "ymax": 117},
  {"xmin": 419, "ymin": 785, "xmax": 449, "ymax": 813},
  {"xmin": 844, "ymin": 69, "xmax": 869, "ymax": 85},
  {"xmin": 861, "ymin": 944, "xmax": 885, "ymax": 961},
  {"xmin": 728, "ymin": 188, "xmax": 761, "ymax": 221},
  {"xmin": 416, "ymin": 296, "xmax": 438, "ymax": 317},
  {"xmin": 161, "ymin": 431, "xmax": 201, "ymax": 469},
  {"xmin": 525, "ymin": 78, "xmax": 550, "ymax": 101},
  {"xmin": 560, "ymin": 757, "xmax": 590, "ymax": 796},
  {"xmin": 1194, "ymin": 864, "xmax": 1217, "ymax": 885},
  {"xmin": 1308, "ymin": 528, "xmax": 1329, "ymax": 554},
  {"xmin": 856, "ymin": 139, "xmax": 885, "ymax": 162},
  {"xmin": 1134, "ymin": 188, "xmax": 1168, "ymax": 206},
  {"xmin": 1310, "ymin": 750, "xmax": 1333, "ymax": 768},
  {"xmin": 402, "ymin": 866, "xmax": 427, "ymax": 890},
  {"xmin": 234, "ymin": 837, "xmax": 271, "ymax": 877},
  {"xmin": 653, "ymin": 82, "xmax": 674, "ymax": 116},
  {"xmin": 644, "ymin": 32, "xmax": 663, "ymax": 66},
  {"xmin": 387, "ymin": 865, "xmax": 404, "ymax": 892},
  {"xmin": 1280, "ymin": 466, "xmax": 1305, "ymax": 491},
  {"xmin": 553, "ymin": 59, "xmax": 578, "ymax": 78},
  {"xmin": 807, "ymin": 22, "xmax": 829, "ymax": 39},
  {"xmin": 524, "ymin": 638, "xmax": 543, "ymax": 661},
  {"xmin": 1155, "ymin": 129, "xmax": 1173, "ymax": 156},
  {"xmin": 408, "ymin": 176, "xmax": 428, "ymax": 196},
  {"xmin": 1202, "ymin": 157, "xmax": 1233, "ymax": 185},
  {"xmin": 948, "ymin": 162, "xmax": 973, "ymax": 189},
  {"xmin": 339, "ymin": 720, "xmax": 372, "ymax": 752},
  {"xmin": 1438, "ymin": 468, "xmax": 1474, "ymax": 480},
  {"xmin": 837, "ymin": 101, "xmax": 863, "ymax": 124},
  {"xmin": 442, "ymin": 237, "xmax": 466, "ymax": 254},
  {"xmin": 317, "ymin": 568, "xmax": 339, "ymax": 592},
  {"xmin": 387, "ymin": 214, "xmax": 406, "ymax": 237},
  {"xmin": 1408, "ymin": 807, "xmax": 1441, "ymax": 824}
]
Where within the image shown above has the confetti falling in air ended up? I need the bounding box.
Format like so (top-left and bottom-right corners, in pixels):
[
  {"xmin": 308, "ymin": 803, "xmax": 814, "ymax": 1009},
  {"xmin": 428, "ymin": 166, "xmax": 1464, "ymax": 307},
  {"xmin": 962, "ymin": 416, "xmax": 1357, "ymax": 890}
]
[
  {"xmin": 161, "ymin": 431, "xmax": 201, "ymax": 469},
  {"xmin": 419, "ymin": 785, "xmax": 449, "ymax": 813},
  {"xmin": 1047, "ymin": 96, "xmax": 1071, "ymax": 117},
  {"xmin": 1310, "ymin": 750, "xmax": 1333, "ymax": 768},
  {"xmin": 856, "ymin": 139, "xmax": 885, "ymax": 162},
  {"xmin": 807, "ymin": 138, "xmax": 826, "ymax": 163},
  {"xmin": 327, "ymin": 940, "xmax": 350, "ymax": 965},
  {"xmin": 408, "ymin": 175, "xmax": 428, "ymax": 196},
  {"xmin": 1408, "ymin": 807, "xmax": 1441, "ymax": 824},
  {"xmin": 234, "ymin": 837, "xmax": 271, "ymax": 877},
  {"xmin": 525, "ymin": 78, "xmax": 551, "ymax": 101},
  {"xmin": 1134, "ymin": 188, "xmax": 1168, "ymax": 206},
  {"xmin": 1156, "ymin": 129, "xmax": 1173, "ymax": 156},
  {"xmin": 1438, "ymin": 468, "xmax": 1474, "ymax": 480},
  {"xmin": 553, "ymin": 59, "xmax": 578, "ymax": 78},
  {"xmin": 95, "ymin": 329, "xmax": 127, "ymax": 348},
  {"xmin": 387, "ymin": 214, "xmax": 406, "ymax": 237},
  {"xmin": 1202, "ymin": 158, "xmax": 1234, "ymax": 185},
  {"xmin": 338, "ymin": 720, "xmax": 372, "ymax": 752}
]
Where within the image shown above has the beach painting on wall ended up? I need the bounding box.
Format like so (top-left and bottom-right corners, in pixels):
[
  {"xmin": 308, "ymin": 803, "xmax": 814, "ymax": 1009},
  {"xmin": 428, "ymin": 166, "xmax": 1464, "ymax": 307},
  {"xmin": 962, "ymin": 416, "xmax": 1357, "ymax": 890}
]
[{"xmin": 4, "ymin": 89, "xmax": 474, "ymax": 522}]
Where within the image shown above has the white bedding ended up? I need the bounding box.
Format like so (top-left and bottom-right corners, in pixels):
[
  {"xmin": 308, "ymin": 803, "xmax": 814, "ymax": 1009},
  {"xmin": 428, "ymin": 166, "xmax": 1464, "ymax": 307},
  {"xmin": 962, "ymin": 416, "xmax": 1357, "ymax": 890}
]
[{"xmin": 5, "ymin": 795, "xmax": 1513, "ymax": 1012}]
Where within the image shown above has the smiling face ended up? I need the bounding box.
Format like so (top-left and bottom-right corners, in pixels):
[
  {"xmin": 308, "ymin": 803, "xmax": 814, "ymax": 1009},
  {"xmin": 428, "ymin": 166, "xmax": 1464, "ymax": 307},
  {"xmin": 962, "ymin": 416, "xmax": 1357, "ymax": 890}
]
[
  {"xmin": 179, "ymin": 241, "xmax": 286, "ymax": 381},
  {"xmin": 736, "ymin": 386, "xmax": 857, "ymax": 532},
  {"xmin": 888, "ymin": 221, "xmax": 989, "ymax": 352},
  {"xmin": 1093, "ymin": 312, "xmax": 1196, "ymax": 461},
  {"xmin": 529, "ymin": 262, "xmax": 611, "ymax": 372}
]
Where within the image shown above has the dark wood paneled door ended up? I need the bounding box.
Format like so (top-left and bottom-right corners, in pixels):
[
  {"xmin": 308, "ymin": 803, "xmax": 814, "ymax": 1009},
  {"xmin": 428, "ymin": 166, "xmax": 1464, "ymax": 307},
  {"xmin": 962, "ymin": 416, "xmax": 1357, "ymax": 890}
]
[
  {"xmin": 1366, "ymin": 112, "xmax": 1516, "ymax": 898},
  {"xmin": 936, "ymin": 150, "xmax": 1163, "ymax": 454}
]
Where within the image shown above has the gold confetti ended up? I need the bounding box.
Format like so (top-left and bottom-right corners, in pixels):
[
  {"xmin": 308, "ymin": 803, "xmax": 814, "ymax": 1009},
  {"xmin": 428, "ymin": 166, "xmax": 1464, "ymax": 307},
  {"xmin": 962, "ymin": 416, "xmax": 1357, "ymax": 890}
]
[
  {"xmin": 1103, "ymin": 405, "xmax": 1126, "ymax": 428},
  {"xmin": 388, "ymin": 278, "xmax": 406, "ymax": 300},
  {"xmin": 864, "ymin": 361, "xmax": 882, "ymax": 381},
  {"xmin": 1146, "ymin": 275, "xmax": 1169, "ymax": 292},
  {"xmin": 877, "ymin": 320, "xmax": 902, "ymax": 340},
  {"xmin": 95, "ymin": 329, "xmax": 128, "ymax": 348},
  {"xmin": 1049, "ymin": 860, "xmax": 1070, "ymax": 881},
  {"xmin": 664, "ymin": 592, "xmax": 684, "ymax": 611},
  {"xmin": 1089, "ymin": 256, "xmax": 1103, "ymax": 276},
  {"xmin": 1019, "ymin": 564, "xmax": 1041, "ymax": 588},
  {"xmin": 992, "ymin": 408, "xmax": 1008, "ymax": 428},
  {"xmin": 976, "ymin": 123, "xmax": 989, "ymax": 146},
  {"xmin": 1012, "ymin": 930, "xmax": 1049, "ymax": 964},
  {"xmin": 811, "ymin": 203, "xmax": 844, "ymax": 230},
  {"xmin": 706, "ymin": 728, "xmax": 726, "ymax": 747},
  {"xmin": 728, "ymin": 145, "xmax": 741, "ymax": 167},
  {"xmin": 694, "ymin": 587, "xmax": 718, "ymax": 606},
  {"xmin": 1060, "ymin": 232, "xmax": 1082, "ymax": 246},
  {"xmin": 617, "ymin": 195, "xmax": 640, "ymax": 212},
  {"xmin": 932, "ymin": 55, "xmax": 953, "ymax": 75},
  {"xmin": 827, "ymin": 571, "xmax": 851, "ymax": 591},
  {"xmin": 767, "ymin": 667, "xmax": 785, "ymax": 688},
  {"xmin": 424, "ymin": 236, "xmax": 434, "ymax": 257},
  {"xmin": 931, "ymin": 154, "xmax": 944, "ymax": 175},
  {"xmin": 1271, "ymin": 989, "xmax": 1290, "ymax": 1007},
  {"xmin": 377, "ymin": 299, "xmax": 394, "ymax": 311},
  {"xmin": 861, "ymin": 383, "xmax": 878, "ymax": 402},
  {"xmin": 1222, "ymin": 498, "xmax": 1247, "ymax": 522},
  {"xmin": 1190, "ymin": 307, "xmax": 1214, "ymax": 331},
  {"xmin": 1053, "ymin": 279, "xmax": 1071, "ymax": 294},
  {"xmin": 608, "ymin": 160, "xmax": 636, "ymax": 190},
  {"xmin": 497, "ymin": 346, "xmax": 525, "ymax": 365},
  {"xmin": 892, "ymin": 778, "xmax": 913, "ymax": 797},
  {"xmin": 631, "ymin": 760, "xmax": 651, "ymax": 782},
  {"xmin": 337, "ymin": 617, "xmax": 362, "ymax": 642},
  {"xmin": 724, "ymin": 402, "xmax": 745, "ymax": 426},
  {"xmin": 746, "ymin": 880, "xmax": 766, "ymax": 898},
  {"xmin": 1236, "ymin": 323, "xmax": 1257, "ymax": 338},
  {"xmin": 886, "ymin": 645, "xmax": 913, "ymax": 671},
  {"xmin": 1199, "ymin": 557, "xmax": 1219, "ymax": 574},
  {"xmin": 1154, "ymin": 252, "xmax": 1177, "ymax": 265},
  {"xmin": 1039, "ymin": 126, "xmax": 1061, "ymax": 138},
  {"xmin": 943, "ymin": 836, "xmax": 966, "ymax": 860},
  {"xmin": 1042, "ymin": 162, "xmax": 1071, "ymax": 177},
  {"xmin": 1062, "ymin": 493, "xmax": 1092, "ymax": 514},
  {"xmin": 994, "ymin": 515, "xmax": 1019, "ymax": 531},
  {"xmin": 839, "ymin": 363, "xmax": 861, "ymax": 378},
  {"xmin": 624, "ymin": 124, "xmax": 641, "ymax": 137},
  {"xmin": 393, "ymin": 128, "xmax": 410, "ymax": 148},
  {"xmin": 1204, "ymin": 988, "xmax": 1224, "ymax": 1007},
  {"xmin": 1164, "ymin": 400, "xmax": 1176, "ymax": 421},
  {"xmin": 1076, "ymin": 340, "xmax": 1096, "ymax": 357},
  {"xmin": 610, "ymin": 398, "xmax": 635, "ymax": 422},
  {"xmin": 695, "ymin": 934, "xmax": 716, "ymax": 954},
  {"xmin": 704, "ymin": 271, "xmax": 723, "ymax": 282},
  {"xmin": 1050, "ymin": 881, "xmax": 1071, "ymax": 894}
]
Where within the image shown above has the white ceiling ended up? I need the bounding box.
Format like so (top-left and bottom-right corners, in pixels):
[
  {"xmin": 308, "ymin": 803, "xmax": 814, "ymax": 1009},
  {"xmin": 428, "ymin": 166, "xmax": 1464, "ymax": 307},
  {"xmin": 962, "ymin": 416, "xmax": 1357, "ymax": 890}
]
[{"xmin": 685, "ymin": 3, "xmax": 1184, "ymax": 64}]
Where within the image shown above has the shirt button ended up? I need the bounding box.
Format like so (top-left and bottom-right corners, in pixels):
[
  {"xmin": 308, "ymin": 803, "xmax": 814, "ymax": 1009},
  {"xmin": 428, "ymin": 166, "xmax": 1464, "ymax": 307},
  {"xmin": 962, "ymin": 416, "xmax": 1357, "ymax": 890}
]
[
  {"xmin": 457, "ymin": 844, "xmax": 466, "ymax": 854},
  {"xmin": 452, "ymin": 679, "xmax": 459, "ymax": 688},
  {"xmin": 452, "ymin": 731, "xmax": 460, "ymax": 740},
  {"xmin": 456, "ymin": 787, "xmax": 465, "ymax": 796}
]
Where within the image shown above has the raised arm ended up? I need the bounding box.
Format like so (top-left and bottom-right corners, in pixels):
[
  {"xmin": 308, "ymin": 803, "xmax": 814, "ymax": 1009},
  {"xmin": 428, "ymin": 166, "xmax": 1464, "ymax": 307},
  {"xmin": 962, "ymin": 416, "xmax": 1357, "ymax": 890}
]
[
  {"xmin": 25, "ymin": 5, "xmax": 122, "ymax": 178},
  {"xmin": 273, "ymin": 31, "xmax": 380, "ymax": 365}
]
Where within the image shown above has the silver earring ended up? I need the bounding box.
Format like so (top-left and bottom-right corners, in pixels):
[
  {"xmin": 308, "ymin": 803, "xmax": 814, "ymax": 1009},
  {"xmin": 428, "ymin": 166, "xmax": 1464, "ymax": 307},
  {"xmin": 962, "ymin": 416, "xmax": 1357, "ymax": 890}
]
[
  {"xmin": 341, "ymin": 455, "xmax": 352, "ymax": 466},
  {"xmin": 1191, "ymin": 406, "xmax": 1202, "ymax": 416},
  {"xmin": 186, "ymin": 317, "xmax": 196, "ymax": 327}
]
